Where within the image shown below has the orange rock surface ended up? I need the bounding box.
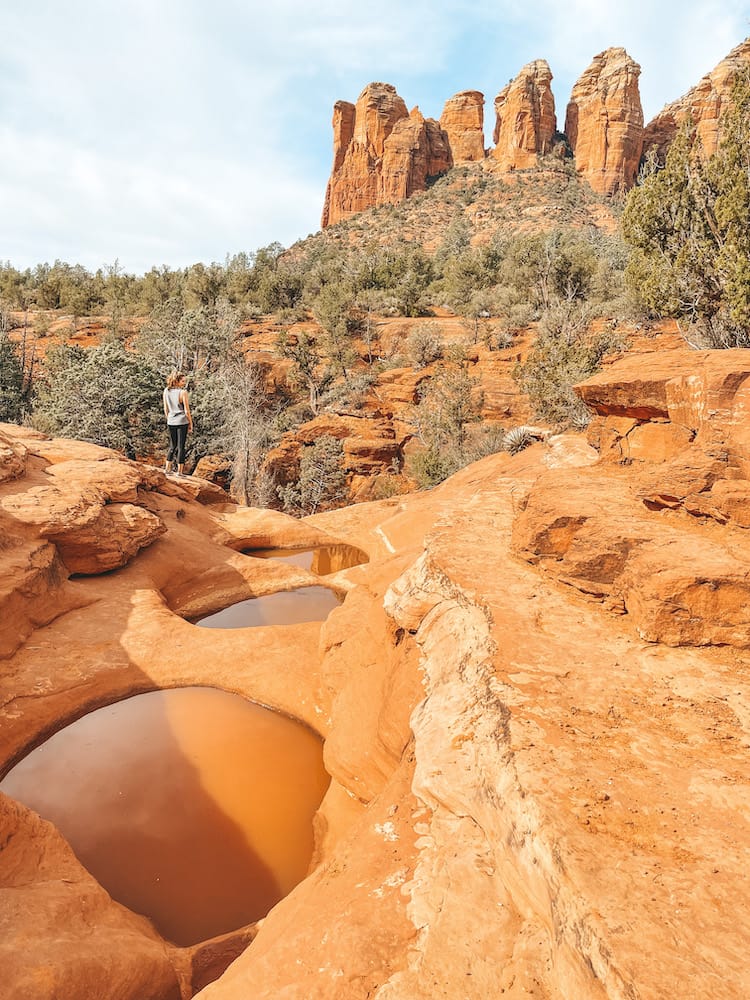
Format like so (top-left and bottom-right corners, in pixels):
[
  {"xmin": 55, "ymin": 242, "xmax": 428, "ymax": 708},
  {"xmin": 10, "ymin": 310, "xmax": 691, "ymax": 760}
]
[
  {"xmin": 439, "ymin": 90, "xmax": 485, "ymax": 162},
  {"xmin": 3, "ymin": 344, "xmax": 750, "ymax": 999},
  {"xmin": 379, "ymin": 108, "xmax": 453, "ymax": 206},
  {"xmin": 321, "ymin": 83, "xmax": 409, "ymax": 227},
  {"xmin": 0, "ymin": 793, "xmax": 182, "ymax": 1000},
  {"xmin": 322, "ymin": 83, "xmax": 453, "ymax": 227},
  {"xmin": 492, "ymin": 59, "xmax": 556, "ymax": 169},
  {"xmin": 643, "ymin": 37, "xmax": 750, "ymax": 162},
  {"xmin": 565, "ymin": 47, "xmax": 644, "ymax": 194}
]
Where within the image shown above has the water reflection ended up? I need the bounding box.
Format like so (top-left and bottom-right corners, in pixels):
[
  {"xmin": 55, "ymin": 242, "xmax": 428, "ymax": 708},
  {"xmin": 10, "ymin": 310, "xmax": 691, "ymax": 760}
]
[
  {"xmin": 245, "ymin": 544, "xmax": 368, "ymax": 575},
  {"xmin": 196, "ymin": 586, "xmax": 340, "ymax": 629},
  {"xmin": 0, "ymin": 688, "xmax": 329, "ymax": 946}
]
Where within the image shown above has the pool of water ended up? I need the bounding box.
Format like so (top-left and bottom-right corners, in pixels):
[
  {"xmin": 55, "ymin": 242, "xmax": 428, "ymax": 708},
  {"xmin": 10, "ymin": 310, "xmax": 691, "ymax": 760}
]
[
  {"xmin": 0, "ymin": 687, "xmax": 330, "ymax": 946},
  {"xmin": 196, "ymin": 586, "xmax": 340, "ymax": 628},
  {"xmin": 245, "ymin": 544, "xmax": 368, "ymax": 575}
]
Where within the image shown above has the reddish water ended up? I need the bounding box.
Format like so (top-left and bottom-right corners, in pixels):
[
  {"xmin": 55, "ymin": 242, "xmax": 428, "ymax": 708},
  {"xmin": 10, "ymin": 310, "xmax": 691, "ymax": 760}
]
[
  {"xmin": 0, "ymin": 687, "xmax": 329, "ymax": 946},
  {"xmin": 196, "ymin": 586, "xmax": 340, "ymax": 628},
  {"xmin": 246, "ymin": 544, "xmax": 368, "ymax": 575}
]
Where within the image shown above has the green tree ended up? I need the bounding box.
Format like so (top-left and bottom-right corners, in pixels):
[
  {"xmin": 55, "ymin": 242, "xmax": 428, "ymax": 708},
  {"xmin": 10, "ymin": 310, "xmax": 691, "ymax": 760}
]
[
  {"xmin": 0, "ymin": 332, "xmax": 25, "ymax": 422},
  {"xmin": 277, "ymin": 329, "xmax": 334, "ymax": 414},
  {"xmin": 407, "ymin": 369, "xmax": 483, "ymax": 487},
  {"xmin": 312, "ymin": 284, "xmax": 358, "ymax": 378},
  {"xmin": 278, "ymin": 435, "xmax": 347, "ymax": 514},
  {"xmin": 514, "ymin": 303, "xmax": 626, "ymax": 427},
  {"xmin": 622, "ymin": 75, "xmax": 750, "ymax": 347},
  {"xmin": 34, "ymin": 341, "xmax": 162, "ymax": 458},
  {"xmin": 137, "ymin": 298, "xmax": 239, "ymax": 378}
]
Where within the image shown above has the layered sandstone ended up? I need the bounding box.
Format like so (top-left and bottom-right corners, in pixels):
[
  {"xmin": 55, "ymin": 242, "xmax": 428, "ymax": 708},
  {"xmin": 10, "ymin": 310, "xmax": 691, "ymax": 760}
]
[
  {"xmin": 643, "ymin": 37, "xmax": 750, "ymax": 161},
  {"xmin": 379, "ymin": 108, "xmax": 453, "ymax": 206},
  {"xmin": 322, "ymin": 83, "xmax": 451, "ymax": 227},
  {"xmin": 439, "ymin": 90, "xmax": 485, "ymax": 162},
  {"xmin": 492, "ymin": 59, "xmax": 556, "ymax": 169},
  {"xmin": 565, "ymin": 47, "xmax": 644, "ymax": 194},
  {"xmin": 322, "ymin": 83, "xmax": 408, "ymax": 227}
]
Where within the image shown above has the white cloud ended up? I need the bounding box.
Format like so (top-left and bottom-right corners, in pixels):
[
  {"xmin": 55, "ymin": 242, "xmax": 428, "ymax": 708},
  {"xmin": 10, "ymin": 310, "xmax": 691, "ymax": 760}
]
[{"xmin": 1, "ymin": 1, "xmax": 748, "ymax": 271}]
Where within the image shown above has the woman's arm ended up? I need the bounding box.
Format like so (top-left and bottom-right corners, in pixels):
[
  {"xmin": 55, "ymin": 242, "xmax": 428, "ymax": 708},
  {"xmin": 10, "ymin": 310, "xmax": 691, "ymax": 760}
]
[
  {"xmin": 163, "ymin": 388, "xmax": 169, "ymax": 419},
  {"xmin": 182, "ymin": 390, "xmax": 193, "ymax": 431}
]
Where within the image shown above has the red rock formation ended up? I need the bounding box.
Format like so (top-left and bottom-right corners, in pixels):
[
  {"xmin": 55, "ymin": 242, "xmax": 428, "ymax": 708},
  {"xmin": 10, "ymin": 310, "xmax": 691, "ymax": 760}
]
[
  {"xmin": 379, "ymin": 107, "xmax": 452, "ymax": 205},
  {"xmin": 320, "ymin": 101, "xmax": 356, "ymax": 227},
  {"xmin": 643, "ymin": 37, "xmax": 750, "ymax": 162},
  {"xmin": 322, "ymin": 84, "xmax": 453, "ymax": 227},
  {"xmin": 439, "ymin": 90, "xmax": 485, "ymax": 162},
  {"xmin": 492, "ymin": 59, "xmax": 556, "ymax": 169},
  {"xmin": 565, "ymin": 47, "xmax": 644, "ymax": 194},
  {"xmin": 321, "ymin": 83, "xmax": 408, "ymax": 227}
]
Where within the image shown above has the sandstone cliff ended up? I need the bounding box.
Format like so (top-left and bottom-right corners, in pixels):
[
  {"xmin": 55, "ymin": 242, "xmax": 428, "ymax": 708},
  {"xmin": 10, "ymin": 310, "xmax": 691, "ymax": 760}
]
[
  {"xmin": 379, "ymin": 108, "xmax": 453, "ymax": 205},
  {"xmin": 321, "ymin": 83, "xmax": 407, "ymax": 227},
  {"xmin": 321, "ymin": 83, "xmax": 451, "ymax": 227},
  {"xmin": 492, "ymin": 59, "xmax": 556, "ymax": 169},
  {"xmin": 439, "ymin": 90, "xmax": 485, "ymax": 162},
  {"xmin": 642, "ymin": 37, "xmax": 750, "ymax": 162},
  {"xmin": 565, "ymin": 47, "xmax": 644, "ymax": 194}
]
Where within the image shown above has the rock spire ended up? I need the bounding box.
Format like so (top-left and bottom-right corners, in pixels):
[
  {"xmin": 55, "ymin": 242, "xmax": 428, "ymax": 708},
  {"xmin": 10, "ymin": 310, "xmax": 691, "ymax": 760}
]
[
  {"xmin": 564, "ymin": 47, "xmax": 644, "ymax": 195},
  {"xmin": 492, "ymin": 60, "xmax": 556, "ymax": 170}
]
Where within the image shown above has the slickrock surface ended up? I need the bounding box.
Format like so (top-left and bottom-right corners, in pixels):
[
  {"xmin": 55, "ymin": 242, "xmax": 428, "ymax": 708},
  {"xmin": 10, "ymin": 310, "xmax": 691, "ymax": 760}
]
[
  {"xmin": 643, "ymin": 37, "xmax": 750, "ymax": 162},
  {"xmin": 492, "ymin": 59, "xmax": 557, "ymax": 170},
  {"xmin": 0, "ymin": 793, "xmax": 182, "ymax": 1000},
  {"xmin": 439, "ymin": 90, "xmax": 485, "ymax": 162},
  {"xmin": 565, "ymin": 47, "xmax": 644, "ymax": 194},
  {"xmin": 3, "ymin": 344, "xmax": 750, "ymax": 1000}
]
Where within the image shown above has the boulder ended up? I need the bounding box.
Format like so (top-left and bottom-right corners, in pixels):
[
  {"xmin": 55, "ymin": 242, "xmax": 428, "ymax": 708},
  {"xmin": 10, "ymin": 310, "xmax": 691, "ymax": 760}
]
[{"xmin": 0, "ymin": 428, "xmax": 27, "ymax": 483}]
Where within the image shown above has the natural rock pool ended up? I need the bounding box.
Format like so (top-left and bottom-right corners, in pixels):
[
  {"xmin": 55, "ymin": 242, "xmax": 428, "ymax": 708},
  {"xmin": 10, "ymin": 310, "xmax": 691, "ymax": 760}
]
[
  {"xmin": 244, "ymin": 543, "xmax": 369, "ymax": 574},
  {"xmin": 196, "ymin": 586, "xmax": 340, "ymax": 628},
  {"xmin": 0, "ymin": 687, "xmax": 330, "ymax": 946}
]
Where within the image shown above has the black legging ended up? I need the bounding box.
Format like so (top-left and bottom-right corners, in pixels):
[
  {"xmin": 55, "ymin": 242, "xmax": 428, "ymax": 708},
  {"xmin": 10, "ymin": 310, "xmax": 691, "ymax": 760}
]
[{"xmin": 167, "ymin": 424, "xmax": 188, "ymax": 465}]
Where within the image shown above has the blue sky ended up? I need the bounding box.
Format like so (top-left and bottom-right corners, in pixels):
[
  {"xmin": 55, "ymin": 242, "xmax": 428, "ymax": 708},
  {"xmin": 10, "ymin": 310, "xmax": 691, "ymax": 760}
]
[{"xmin": 2, "ymin": 1, "xmax": 748, "ymax": 273}]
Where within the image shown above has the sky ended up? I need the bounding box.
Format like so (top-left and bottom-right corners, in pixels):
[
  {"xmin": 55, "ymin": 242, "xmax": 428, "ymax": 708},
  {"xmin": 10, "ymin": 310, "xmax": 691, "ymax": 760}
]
[{"xmin": 2, "ymin": 1, "xmax": 748, "ymax": 274}]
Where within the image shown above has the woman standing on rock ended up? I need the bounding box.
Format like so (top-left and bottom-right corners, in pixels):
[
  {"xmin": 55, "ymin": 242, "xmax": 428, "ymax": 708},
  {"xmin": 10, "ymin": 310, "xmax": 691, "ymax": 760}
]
[{"xmin": 163, "ymin": 372, "xmax": 193, "ymax": 476}]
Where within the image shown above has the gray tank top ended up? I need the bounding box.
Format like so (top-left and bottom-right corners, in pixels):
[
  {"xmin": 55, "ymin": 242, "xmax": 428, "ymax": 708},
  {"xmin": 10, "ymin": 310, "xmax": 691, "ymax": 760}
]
[{"xmin": 164, "ymin": 387, "xmax": 188, "ymax": 426}]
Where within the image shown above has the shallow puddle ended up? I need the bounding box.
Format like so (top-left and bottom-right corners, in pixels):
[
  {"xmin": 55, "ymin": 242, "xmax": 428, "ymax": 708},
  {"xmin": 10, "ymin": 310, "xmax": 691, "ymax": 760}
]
[
  {"xmin": 0, "ymin": 687, "xmax": 330, "ymax": 946},
  {"xmin": 196, "ymin": 586, "xmax": 340, "ymax": 628},
  {"xmin": 245, "ymin": 544, "xmax": 368, "ymax": 575}
]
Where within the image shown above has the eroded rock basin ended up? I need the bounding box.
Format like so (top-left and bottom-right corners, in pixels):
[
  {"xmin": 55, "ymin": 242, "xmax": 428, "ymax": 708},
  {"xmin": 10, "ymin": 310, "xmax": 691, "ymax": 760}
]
[
  {"xmin": 0, "ymin": 687, "xmax": 330, "ymax": 947},
  {"xmin": 244, "ymin": 544, "xmax": 369, "ymax": 574},
  {"xmin": 196, "ymin": 586, "xmax": 340, "ymax": 628}
]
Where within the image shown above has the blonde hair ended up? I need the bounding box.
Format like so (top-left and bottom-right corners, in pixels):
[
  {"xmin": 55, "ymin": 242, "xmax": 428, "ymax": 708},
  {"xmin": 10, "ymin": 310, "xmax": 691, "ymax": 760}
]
[{"xmin": 166, "ymin": 371, "xmax": 184, "ymax": 389}]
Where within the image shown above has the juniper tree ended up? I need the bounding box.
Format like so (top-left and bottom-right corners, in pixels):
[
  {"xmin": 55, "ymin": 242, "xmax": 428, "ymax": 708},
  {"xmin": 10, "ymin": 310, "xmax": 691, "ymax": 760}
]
[
  {"xmin": 622, "ymin": 73, "xmax": 750, "ymax": 347},
  {"xmin": 278, "ymin": 435, "xmax": 347, "ymax": 515},
  {"xmin": 34, "ymin": 341, "xmax": 162, "ymax": 458},
  {"xmin": 0, "ymin": 332, "xmax": 25, "ymax": 423}
]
